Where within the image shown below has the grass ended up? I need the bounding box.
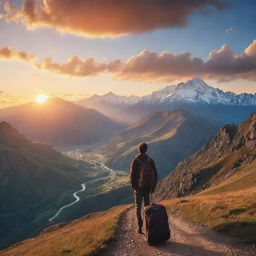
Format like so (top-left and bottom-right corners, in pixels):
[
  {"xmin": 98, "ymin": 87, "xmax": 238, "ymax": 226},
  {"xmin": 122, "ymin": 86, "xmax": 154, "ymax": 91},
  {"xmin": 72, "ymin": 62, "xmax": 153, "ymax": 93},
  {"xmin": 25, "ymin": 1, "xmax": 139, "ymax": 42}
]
[
  {"xmin": 200, "ymin": 160, "xmax": 256, "ymax": 195},
  {"xmin": 164, "ymin": 187, "xmax": 256, "ymax": 243},
  {"xmin": 0, "ymin": 205, "xmax": 130, "ymax": 256}
]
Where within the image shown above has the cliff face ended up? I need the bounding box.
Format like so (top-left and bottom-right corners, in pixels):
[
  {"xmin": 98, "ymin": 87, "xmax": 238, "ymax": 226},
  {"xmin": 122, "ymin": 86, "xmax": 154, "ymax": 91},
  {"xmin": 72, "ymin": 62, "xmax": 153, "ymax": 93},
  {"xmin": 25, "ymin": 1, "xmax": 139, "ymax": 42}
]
[{"xmin": 155, "ymin": 113, "xmax": 256, "ymax": 200}]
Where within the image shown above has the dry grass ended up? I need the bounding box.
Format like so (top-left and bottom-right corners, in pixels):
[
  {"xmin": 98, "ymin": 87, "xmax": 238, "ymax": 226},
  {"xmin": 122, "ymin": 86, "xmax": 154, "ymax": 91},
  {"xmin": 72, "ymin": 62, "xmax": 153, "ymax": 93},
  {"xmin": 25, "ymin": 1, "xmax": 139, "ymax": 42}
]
[
  {"xmin": 164, "ymin": 187, "xmax": 256, "ymax": 243},
  {"xmin": 0, "ymin": 205, "xmax": 130, "ymax": 256}
]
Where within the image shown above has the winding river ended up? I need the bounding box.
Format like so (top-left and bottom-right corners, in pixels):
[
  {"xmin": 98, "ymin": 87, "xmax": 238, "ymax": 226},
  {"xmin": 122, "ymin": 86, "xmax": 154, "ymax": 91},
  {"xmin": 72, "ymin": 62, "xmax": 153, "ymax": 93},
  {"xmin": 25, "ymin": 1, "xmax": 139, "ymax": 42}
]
[
  {"xmin": 49, "ymin": 183, "xmax": 86, "ymax": 222},
  {"xmin": 48, "ymin": 160, "xmax": 115, "ymax": 222}
]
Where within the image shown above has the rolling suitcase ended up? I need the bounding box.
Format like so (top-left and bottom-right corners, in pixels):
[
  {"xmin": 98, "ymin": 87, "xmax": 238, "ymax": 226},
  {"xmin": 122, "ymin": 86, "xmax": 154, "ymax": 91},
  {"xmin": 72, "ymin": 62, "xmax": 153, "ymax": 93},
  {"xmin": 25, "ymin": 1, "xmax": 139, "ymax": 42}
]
[{"xmin": 144, "ymin": 203, "xmax": 170, "ymax": 244}]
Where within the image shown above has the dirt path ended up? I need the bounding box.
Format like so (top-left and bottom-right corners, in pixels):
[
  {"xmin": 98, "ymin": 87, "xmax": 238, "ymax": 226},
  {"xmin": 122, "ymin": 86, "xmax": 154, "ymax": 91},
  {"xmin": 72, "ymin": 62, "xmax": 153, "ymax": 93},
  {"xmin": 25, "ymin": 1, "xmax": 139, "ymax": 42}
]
[{"xmin": 99, "ymin": 208, "xmax": 255, "ymax": 256}]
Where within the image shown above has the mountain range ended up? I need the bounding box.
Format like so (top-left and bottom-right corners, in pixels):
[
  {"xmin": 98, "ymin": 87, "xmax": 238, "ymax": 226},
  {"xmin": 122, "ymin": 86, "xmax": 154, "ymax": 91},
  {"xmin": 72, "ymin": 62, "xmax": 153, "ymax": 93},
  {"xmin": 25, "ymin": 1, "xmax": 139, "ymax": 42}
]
[
  {"xmin": 78, "ymin": 78, "xmax": 256, "ymax": 125},
  {"xmin": 0, "ymin": 98, "xmax": 124, "ymax": 146},
  {"xmin": 1, "ymin": 113, "xmax": 255, "ymax": 255},
  {"xmin": 97, "ymin": 109, "xmax": 217, "ymax": 177}
]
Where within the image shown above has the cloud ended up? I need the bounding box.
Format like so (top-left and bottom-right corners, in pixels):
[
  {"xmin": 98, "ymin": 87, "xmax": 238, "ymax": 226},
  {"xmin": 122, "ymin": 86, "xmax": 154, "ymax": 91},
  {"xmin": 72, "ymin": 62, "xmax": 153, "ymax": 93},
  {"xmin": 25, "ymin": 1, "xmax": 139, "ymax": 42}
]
[
  {"xmin": 35, "ymin": 56, "xmax": 107, "ymax": 77},
  {"xmin": 225, "ymin": 27, "xmax": 234, "ymax": 33},
  {"xmin": 1, "ymin": 0, "xmax": 227, "ymax": 37},
  {"xmin": 1, "ymin": 40, "xmax": 256, "ymax": 83},
  {"xmin": 109, "ymin": 50, "xmax": 204, "ymax": 81},
  {"xmin": 108, "ymin": 40, "xmax": 256, "ymax": 82},
  {"xmin": 0, "ymin": 46, "xmax": 35, "ymax": 61}
]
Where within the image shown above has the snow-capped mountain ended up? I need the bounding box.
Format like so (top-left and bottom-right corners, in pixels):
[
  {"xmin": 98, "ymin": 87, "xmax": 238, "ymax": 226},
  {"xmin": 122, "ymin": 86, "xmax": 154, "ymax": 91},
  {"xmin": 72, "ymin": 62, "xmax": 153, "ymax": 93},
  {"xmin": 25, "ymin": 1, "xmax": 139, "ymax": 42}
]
[
  {"xmin": 77, "ymin": 78, "xmax": 256, "ymax": 125},
  {"xmin": 79, "ymin": 78, "xmax": 256, "ymax": 106}
]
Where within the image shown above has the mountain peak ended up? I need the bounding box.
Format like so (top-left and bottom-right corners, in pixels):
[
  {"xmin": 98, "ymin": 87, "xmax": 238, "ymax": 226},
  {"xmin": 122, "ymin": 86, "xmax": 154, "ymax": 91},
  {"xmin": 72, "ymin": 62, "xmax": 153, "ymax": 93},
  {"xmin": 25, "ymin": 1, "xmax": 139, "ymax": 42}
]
[{"xmin": 79, "ymin": 77, "xmax": 256, "ymax": 108}]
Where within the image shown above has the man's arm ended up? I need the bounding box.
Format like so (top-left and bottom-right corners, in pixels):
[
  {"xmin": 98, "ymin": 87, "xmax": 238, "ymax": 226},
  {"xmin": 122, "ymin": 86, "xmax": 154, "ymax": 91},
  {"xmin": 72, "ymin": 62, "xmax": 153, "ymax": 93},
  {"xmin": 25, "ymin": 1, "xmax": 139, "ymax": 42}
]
[
  {"xmin": 151, "ymin": 159, "xmax": 158, "ymax": 192},
  {"xmin": 130, "ymin": 158, "xmax": 138, "ymax": 190}
]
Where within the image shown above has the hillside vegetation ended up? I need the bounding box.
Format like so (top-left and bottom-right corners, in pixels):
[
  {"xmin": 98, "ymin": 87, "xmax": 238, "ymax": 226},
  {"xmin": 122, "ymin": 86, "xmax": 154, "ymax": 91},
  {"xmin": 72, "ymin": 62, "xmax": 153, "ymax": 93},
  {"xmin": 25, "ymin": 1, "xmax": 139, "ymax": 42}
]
[
  {"xmin": 0, "ymin": 122, "xmax": 114, "ymax": 249},
  {"xmin": 0, "ymin": 205, "xmax": 130, "ymax": 256},
  {"xmin": 97, "ymin": 109, "xmax": 216, "ymax": 177},
  {"xmin": 164, "ymin": 165, "xmax": 256, "ymax": 243}
]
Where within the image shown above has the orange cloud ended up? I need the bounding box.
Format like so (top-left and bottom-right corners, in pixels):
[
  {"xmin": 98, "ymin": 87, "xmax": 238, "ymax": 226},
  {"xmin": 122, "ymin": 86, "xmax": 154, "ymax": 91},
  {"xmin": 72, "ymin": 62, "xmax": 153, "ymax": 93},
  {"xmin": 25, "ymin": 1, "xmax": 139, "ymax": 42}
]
[
  {"xmin": 1, "ymin": 0, "xmax": 227, "ymax": 37},
  {"xmin": 35, "ymin": 56, "xmax": 107, "ymax": 77},
  {"xmin": 244, "ymin": 40, "xmax": 256, "ymax": 57},
  {"xmin": 0, "ymin": 46, "xmax": 35, "ymax": 61},
  {"xmin": 110, "ymin": 40, "xmax": 256, "ymax": 82},
  {"xmin": 1, "ymin": 40, "xmax": 256, "ymax": 82}
]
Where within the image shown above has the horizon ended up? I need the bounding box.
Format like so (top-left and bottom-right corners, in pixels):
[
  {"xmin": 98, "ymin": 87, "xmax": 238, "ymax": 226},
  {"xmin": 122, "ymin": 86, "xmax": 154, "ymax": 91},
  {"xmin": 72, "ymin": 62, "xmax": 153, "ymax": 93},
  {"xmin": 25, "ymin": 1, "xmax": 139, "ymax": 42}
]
[{"xmin": 1, "ymin": 77, "xmax": 256, "ymax": 109}]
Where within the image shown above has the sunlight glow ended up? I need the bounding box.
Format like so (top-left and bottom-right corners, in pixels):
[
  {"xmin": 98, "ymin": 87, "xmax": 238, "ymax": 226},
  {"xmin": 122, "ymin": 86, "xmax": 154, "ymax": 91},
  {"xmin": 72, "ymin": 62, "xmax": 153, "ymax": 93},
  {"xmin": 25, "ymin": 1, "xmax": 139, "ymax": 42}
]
[{"xmin": 35, "ymin": 94, "xmax": 48, "ymax": 104}]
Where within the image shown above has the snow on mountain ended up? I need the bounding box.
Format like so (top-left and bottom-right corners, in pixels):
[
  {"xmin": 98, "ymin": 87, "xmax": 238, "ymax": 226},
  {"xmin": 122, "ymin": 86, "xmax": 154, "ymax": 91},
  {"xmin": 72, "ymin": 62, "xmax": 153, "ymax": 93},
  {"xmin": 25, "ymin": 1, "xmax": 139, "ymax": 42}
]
[
  {"xmin": 81, "ymin": 92, "xmax": 140, "ymax": 105},
  {"xmin": 80, "ymin": 78, "xmax": 256, "ymax": 106}
]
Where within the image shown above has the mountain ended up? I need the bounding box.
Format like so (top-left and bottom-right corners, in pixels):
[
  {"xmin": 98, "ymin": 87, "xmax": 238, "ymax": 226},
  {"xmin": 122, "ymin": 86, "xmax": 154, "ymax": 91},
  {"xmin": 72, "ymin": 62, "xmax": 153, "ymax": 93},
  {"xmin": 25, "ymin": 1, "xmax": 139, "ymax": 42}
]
[
  {"xmin": 77, "ymin": 78, "xmax": 256, "ymax": 125},
  {"xmin": 0, "ymin": 121, "xmax": 103, "ymax": 249},
  {"xmin": 155, "ymin": 112, "xmax": 256, "ymax": 199},
  {"xmin": 0, "ymin": 97, "xmax": 124, "ymax": 146},
  {"xmin": 97, "ymin": 109, "xmax": 217, "ymax": 177}
]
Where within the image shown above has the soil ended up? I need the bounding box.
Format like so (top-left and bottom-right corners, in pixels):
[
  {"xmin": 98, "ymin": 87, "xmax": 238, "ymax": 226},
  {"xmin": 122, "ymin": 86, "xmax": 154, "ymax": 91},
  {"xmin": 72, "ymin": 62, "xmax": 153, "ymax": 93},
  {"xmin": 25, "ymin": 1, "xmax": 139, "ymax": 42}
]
[{"xmin": 98, "ymin": 208, "xmax": 255, "ymax": 256}]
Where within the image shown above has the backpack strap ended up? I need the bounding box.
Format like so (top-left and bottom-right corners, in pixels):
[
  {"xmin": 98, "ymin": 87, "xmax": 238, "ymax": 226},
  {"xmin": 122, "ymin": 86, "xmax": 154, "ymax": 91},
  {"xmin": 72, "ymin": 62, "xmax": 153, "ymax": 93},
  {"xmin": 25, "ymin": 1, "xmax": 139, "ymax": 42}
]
[{"xmin": 136, "ymin": 157, "xmax": 151, "ymax": 165}]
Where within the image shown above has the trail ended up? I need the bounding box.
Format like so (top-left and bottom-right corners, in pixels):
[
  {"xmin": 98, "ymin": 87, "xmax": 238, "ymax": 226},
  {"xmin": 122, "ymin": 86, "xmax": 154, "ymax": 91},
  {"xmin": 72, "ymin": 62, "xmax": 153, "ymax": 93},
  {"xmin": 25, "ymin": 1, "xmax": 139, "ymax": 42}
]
[
  {"xmin": 48, "ymin": 183, "xmax": 86, "ymax": 222},
  {"xmin": 99, "ymin": 208, "xmax": 255, "ymax": 256}
]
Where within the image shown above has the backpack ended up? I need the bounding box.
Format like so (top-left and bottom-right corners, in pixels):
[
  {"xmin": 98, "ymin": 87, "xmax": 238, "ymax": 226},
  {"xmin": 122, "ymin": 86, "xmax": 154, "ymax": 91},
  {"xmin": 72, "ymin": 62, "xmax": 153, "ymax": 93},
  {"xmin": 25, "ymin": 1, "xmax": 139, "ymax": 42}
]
[{"xmin": 137, "ymin": 158, "xmax": 156, "ymax": 190}]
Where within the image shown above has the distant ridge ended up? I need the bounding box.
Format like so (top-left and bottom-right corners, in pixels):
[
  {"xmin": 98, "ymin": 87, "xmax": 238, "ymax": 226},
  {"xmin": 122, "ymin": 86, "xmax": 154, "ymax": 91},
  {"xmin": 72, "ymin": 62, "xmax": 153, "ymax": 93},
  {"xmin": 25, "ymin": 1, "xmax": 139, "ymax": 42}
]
[
  {"xmin": 79, "ymin": 78, "xmax": 256, "ymax": 106},
  {"xmin": 77, "ymin": 78, "xmax": 256, "ymax": 124},
  {"xmin": 98, "ymin": 109, "xmax": 217, "ymax": 177}
]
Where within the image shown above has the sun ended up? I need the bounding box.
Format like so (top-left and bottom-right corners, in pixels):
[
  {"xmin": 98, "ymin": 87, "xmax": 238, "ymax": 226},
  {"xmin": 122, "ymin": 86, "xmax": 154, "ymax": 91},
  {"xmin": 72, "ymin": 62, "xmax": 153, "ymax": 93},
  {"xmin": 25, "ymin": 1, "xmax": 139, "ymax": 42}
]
[{"xmin": 35, "ymin": 94, "xmax": 48, "ymax": 104}]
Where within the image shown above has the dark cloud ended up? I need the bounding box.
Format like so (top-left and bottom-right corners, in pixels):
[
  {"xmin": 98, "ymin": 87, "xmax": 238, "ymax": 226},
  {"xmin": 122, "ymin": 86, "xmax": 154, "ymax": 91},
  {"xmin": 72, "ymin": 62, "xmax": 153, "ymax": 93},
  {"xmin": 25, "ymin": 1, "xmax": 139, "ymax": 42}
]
[{"xmin": 1, "ymin": 0, "xmax": 227, "ymax": 37}]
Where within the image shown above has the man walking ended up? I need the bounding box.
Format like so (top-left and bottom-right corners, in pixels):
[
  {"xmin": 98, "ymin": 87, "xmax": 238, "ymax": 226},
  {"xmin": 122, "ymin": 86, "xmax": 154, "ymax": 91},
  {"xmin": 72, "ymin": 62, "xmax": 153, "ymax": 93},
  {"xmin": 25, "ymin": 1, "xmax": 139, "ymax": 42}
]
[{"xmin": 130, "ymin": 142, "xmax": 158, "ymax": 234}]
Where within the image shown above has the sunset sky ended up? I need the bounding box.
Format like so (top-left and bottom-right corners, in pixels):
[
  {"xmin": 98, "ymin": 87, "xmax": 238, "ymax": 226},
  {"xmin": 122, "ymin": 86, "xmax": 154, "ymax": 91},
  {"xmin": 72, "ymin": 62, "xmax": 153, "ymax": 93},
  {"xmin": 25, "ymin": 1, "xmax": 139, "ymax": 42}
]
[{"xmin": 0, "ymin": 0, "xmax": 256, "ymax": 107}]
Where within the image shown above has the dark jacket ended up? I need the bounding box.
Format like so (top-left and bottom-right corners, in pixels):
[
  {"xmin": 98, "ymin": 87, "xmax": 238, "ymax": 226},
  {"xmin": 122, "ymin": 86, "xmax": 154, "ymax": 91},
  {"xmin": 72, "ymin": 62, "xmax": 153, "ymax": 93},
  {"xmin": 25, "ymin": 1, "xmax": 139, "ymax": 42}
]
[{"xmin": 130, "ymin": 153, "xmax": 158, "ymax": 192}]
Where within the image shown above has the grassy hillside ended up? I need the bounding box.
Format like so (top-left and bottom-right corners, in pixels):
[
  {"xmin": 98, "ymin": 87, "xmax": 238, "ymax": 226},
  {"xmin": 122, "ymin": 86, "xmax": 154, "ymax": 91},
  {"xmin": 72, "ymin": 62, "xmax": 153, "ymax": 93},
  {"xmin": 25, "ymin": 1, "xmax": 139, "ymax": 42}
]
[
  {"xmin": 164, "ymin": 161, "xmax": 256, "ymax": 243},
  {"xmin": 0, "ymin": 205, "xmax": 130, "ymax": 256}
]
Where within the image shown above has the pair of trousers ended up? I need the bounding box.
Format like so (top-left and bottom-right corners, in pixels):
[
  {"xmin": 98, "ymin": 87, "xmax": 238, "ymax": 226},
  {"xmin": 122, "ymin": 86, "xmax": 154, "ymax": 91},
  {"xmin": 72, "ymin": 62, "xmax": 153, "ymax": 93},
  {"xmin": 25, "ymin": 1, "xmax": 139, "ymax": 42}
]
[{"xmin": 134, "ymin": 190, "xmax": 150, "ymax": 228}]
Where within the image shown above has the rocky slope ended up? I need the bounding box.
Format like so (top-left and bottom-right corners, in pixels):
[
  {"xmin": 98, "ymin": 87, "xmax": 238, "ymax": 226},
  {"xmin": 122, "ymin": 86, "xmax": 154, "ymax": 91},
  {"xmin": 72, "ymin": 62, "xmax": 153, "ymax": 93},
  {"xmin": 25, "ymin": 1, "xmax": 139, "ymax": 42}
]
[
  {"xmin": 97, "ymin": 109, "xmax": 217, "ymax": 177},
  {"xmin": 0, "ymin": 97, "xmax": 124, "ymax": 146},
  {"xmin": 155, "ymin": 112, "xmax": 256, "ymax": 199}
]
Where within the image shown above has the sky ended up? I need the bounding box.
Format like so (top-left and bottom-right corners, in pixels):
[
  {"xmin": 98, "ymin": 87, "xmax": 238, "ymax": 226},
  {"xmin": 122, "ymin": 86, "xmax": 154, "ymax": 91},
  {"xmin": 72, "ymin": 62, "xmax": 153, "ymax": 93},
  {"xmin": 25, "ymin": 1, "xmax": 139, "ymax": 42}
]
[{"xmin": 0, "ymin": 0, "xmax": 256, "ymax": 107}]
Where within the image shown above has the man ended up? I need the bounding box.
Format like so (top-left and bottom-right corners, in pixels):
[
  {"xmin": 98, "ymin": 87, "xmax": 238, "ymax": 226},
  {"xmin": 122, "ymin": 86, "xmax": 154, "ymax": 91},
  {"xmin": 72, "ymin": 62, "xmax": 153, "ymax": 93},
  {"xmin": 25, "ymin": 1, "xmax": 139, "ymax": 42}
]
[{"xmin": 130, "ymin": 142, "xmax": 158, "ymax": 234}]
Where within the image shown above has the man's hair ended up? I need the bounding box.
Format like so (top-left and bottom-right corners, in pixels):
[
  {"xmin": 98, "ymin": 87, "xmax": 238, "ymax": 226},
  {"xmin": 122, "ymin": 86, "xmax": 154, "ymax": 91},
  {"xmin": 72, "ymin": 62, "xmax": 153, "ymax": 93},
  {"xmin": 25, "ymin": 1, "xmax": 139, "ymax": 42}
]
[{"xmin": 138, "ymin": 142, "xmax": 147, "ymax": 154}]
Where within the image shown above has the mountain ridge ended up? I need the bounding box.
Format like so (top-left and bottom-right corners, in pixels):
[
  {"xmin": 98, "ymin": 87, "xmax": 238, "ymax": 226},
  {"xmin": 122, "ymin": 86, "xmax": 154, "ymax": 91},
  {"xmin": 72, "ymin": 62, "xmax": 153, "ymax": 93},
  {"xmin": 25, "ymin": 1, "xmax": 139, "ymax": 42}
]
[
  {"xmin": 79, "ymin": 78, "xmax": 256, "ymax": 106},
  {"xmin": 97, "ymin": 109, "xmax": 217, "ymax": 177},
  {"xmin": 155, "ymin": 112, "xmax": 256, "ymax": 199},
  {"xmin": 0, "ymin": 97, "xmax": 124, "ymax": 146},
  {"xmin": 77, "ymin": 78, "xmax": 256, "ymax": 125}
]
